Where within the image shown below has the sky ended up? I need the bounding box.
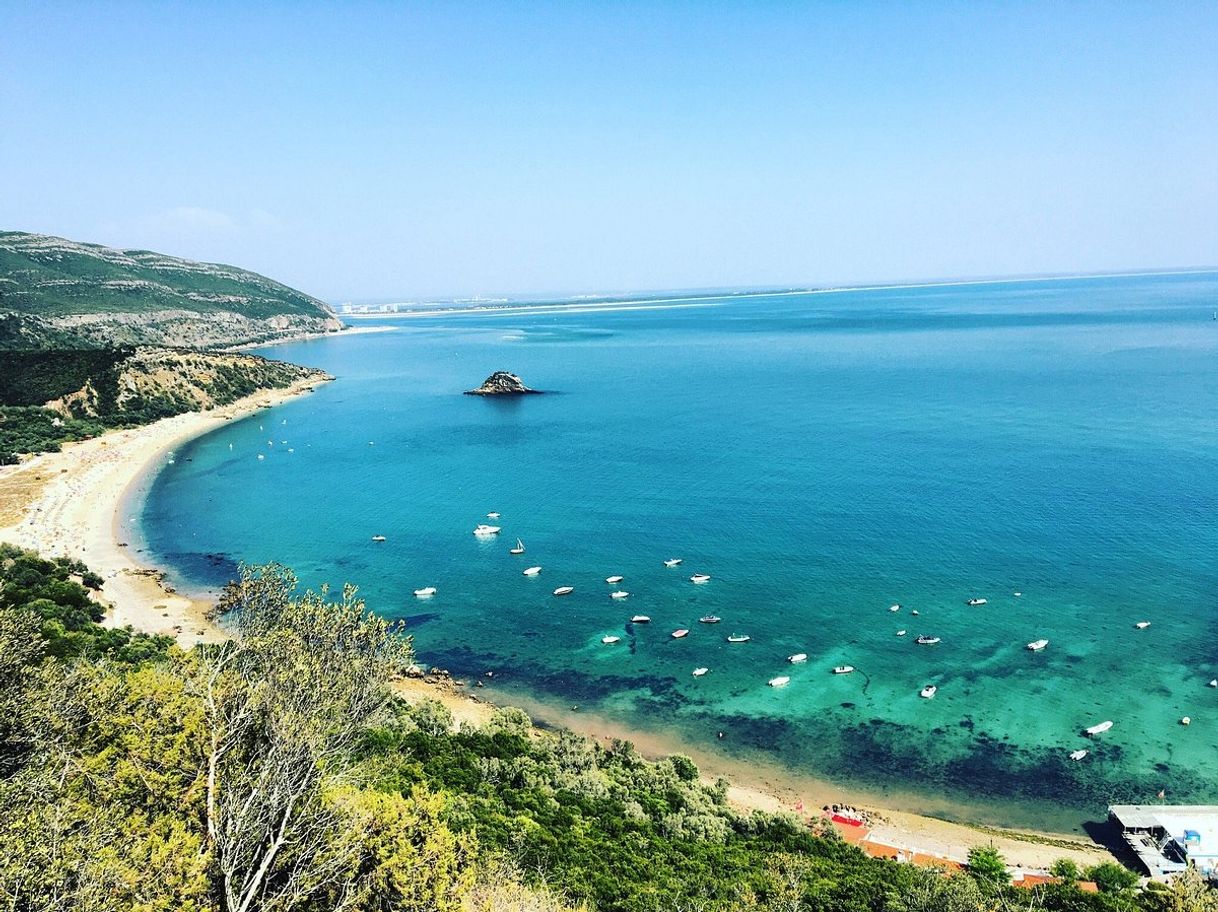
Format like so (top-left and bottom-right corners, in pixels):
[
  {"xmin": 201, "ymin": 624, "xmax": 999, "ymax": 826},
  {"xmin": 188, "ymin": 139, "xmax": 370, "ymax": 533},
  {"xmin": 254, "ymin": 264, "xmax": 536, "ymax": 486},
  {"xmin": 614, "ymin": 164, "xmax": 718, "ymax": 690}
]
[{"xmin": 1, "ymin": 2, "xmax": 1216, "ymax": 300}]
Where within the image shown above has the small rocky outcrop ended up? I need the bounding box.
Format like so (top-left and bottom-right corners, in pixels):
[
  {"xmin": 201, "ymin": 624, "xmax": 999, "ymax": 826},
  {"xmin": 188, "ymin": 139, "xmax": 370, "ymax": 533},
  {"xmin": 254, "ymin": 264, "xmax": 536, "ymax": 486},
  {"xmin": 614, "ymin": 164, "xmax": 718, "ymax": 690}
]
[{"xmin": 464, "ymin": 371, "xmax": 542, "ymax": 396}]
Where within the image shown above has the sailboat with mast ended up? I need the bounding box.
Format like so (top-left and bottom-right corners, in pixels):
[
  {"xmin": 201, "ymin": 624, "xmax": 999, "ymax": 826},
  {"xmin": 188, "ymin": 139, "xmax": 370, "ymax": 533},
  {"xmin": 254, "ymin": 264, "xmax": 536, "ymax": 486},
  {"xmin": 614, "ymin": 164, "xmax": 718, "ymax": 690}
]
[{"xmin": 510, "ymin": 538, "xmax": 525, "ymax": 555}]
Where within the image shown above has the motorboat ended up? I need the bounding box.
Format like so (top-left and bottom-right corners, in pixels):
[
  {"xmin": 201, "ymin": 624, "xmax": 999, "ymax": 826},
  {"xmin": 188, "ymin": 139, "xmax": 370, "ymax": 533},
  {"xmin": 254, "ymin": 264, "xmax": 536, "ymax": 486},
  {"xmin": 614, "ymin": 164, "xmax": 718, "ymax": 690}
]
[
  {"xmin": 610, "ymin": 591, "xmax": 630, "ymax": 599},
  {"xmin": 1135, "ymin": 621, "xmax": 1151, "ymax": 629},
  {"xmin": 553, "ymin": 586, "xmax": 574, "ymax": 596},
  {"xmin": 915, "ymin": 635, "xmax": 940, "ymax": 645},
  {"xmin": 788, "ymin": 653, "xmax": 808, "ymax": 664},
  {"xmin": 699, "ymin": 615, "xmax": 721, "ymax": 624},
  {"xmin": 920, "ymin": 685, "xmax": 937, "ymax": 699},
  {"xmin": 522, "ymin": 566, "xmax": 542, "ymax": 576},
  {"xmin": 768, "ymin": 676, "xmax": 791, "ymax": 688},
  {"xmin": 889, "ymin": 604, "xmax": 901, "ymax": 612},
  {"xmin": 671, "ymin": 629, "xmax": 689, "ymax": 639},
  {"xmin": 413, "ymin": 587, "xmax": 437, "ymax": 598},
  {"xmin": 1209, "ymin": 680, "xmax": 1218, "ymax": 688},
  {"xmin": 1014, "ymin": 591, "xmax": 1023, "ymax": 597},
  {"xmin": 371, "ymin": 535, "xmax": 386, "ymax": 542},
  {"xmin": 257, "ymin": 454, "xmax": 265, "ymax": 460},
  {"xmin": 631, "ymin": 615, "xmax": 651, "ymax": 623},
  {"xmin": 690, "ymin": 573, "xmax": 711, "ymax": 584},
  {"xmin": 896, "ymin": 629, "xmax": 907, "ymax": 636},
  {"xmin": 1026, "ymin": 639, "xmax": 1049, "ymax": 652},
  {"xmin": 473, "ymin": 524, "xmax": 501, "ymax": 536},
  {"xmin": 1181, "ymin": 716, "xmax": 1192, "ymax": 726},
  {"xmin": 487, "ymin": 512, "xmax": 500, "ymax": 519},
  {"xmin": 1069, "ymin": 749, "xmax": 1088, "ymax": 761},
  {"xmin": 606, "ymin": 575, "xmax": 624, "ymax": 584},
  {"xmin": 833, "ymin": 665, "xmax": 855, "ymax": 675},
  {"xmin": 967, "ymin": 598, "xmax": 987, "ymax": 606},
  {"xmin": 911, "ymin": 610, "xmax": 919, "ymax": 616},
  {"xmin": 692, "ymin": 667, "xmax": 709, "ymax": 677},
  {"xmin": 510, "ymin": 539, "xmax": 525, "ymax": 554},
  {"xmin": 664, "ymin": 558, "xmax": 683, "ymax": 567},
  {"xmin": 726, "ymin": 634, "xmax": 751, "ymax": 643},
  {"xmin": 601, "ymin": 636, "xmax": 621, "ymax": 645},
  {"xmin": 1084, "ymin": 720, "xmax": 1113, "ymax": 736}
]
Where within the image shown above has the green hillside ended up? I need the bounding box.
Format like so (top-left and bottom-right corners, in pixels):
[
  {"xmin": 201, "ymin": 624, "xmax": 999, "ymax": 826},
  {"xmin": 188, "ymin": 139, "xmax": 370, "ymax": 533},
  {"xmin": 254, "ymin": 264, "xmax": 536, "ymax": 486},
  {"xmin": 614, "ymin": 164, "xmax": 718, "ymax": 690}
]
[{"xmin": 0, "ymin": 231, "xmax": 342, "ymax": 348}]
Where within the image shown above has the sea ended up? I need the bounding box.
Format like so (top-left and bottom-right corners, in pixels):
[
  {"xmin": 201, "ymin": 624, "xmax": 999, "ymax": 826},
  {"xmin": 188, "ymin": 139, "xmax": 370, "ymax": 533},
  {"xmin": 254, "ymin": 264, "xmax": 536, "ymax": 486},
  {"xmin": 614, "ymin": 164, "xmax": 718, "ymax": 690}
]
[{"xmin": 135, "ymin": 273, "xmax": 1218, "ymax": 833}]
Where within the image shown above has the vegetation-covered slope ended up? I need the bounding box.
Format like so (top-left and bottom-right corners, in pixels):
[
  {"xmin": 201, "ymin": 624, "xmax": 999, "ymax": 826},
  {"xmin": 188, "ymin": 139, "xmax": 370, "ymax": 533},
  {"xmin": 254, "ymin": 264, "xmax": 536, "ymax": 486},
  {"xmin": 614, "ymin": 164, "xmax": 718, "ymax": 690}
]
[
  {"xmin": 0, "ymin": 231, "xmax": 342, "ymax": 348},
  {"xmin": 0, "ymin": 347, "xmax": 329, "ymax": 463},
  {"xmin": 2, "ymin": 553, "xmax": 1212, "ymax": 912}
]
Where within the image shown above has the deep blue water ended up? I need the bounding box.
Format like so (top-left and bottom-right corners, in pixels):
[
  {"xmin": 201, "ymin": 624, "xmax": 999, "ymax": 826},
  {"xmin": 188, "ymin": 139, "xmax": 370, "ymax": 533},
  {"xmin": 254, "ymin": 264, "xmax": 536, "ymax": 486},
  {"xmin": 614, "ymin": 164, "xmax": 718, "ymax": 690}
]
[{"xmin": 137, "ymin": 274, "xmax": 1218, "ymax": 830}]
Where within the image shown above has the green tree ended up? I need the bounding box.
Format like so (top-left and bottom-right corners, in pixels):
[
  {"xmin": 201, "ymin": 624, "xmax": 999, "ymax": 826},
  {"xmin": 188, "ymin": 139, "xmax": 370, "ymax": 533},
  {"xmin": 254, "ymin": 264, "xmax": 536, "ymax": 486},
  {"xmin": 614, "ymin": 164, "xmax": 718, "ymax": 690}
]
[
  {"xmin": 1086, "ymin": 861, "xmax": 1140, "ymax": 894},
  {"xmin": 967, "ymin": 844, "xmax": 1010, "ymax": 886},
  {"xmin": 1051, "ymin": 858, "xmax": 1082, "ymax": 882}
]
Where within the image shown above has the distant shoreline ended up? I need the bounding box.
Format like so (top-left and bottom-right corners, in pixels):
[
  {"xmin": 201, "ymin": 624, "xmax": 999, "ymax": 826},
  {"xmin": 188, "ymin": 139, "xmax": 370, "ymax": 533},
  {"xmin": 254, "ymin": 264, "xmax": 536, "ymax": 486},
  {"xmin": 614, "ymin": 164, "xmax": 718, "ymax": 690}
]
[{"xmin": 342, "ymin": 267, "xmax": 1218, "ymax": 319}]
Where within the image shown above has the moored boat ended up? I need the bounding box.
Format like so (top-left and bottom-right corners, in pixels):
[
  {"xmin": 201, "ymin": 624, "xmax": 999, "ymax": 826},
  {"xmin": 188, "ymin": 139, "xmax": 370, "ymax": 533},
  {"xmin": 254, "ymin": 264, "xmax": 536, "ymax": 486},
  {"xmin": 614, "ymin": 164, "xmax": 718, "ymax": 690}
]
[
  {"xmin": 610, "ymin": 591, "xmax": 630, "ymax": 599},
  {"xmin": 1181, "ymin": 716, "xmax": 1191, "ymax": 726},
  {"xmin": 510, "ymin": 538, "xmax": 525, "ymax": 554},
  {"xmin": 473, "ymin": 524, "xmax": 501, "ymax": 536},
  {"xmin": 768, "ymin": 676, "xmax": 790, "ymax": 687},
  {"xmin": 788, "ymin": 653, "xmax": 808, "ymax": 664},
  {"xmin": 889, "ymin": 604, "xmax": 901, "ymax": 612},
  {"xmin": 1135, "ymin": 621, "xmax": 1151, "ymax": 629},
  {"xmin": 726, "ymin": 634, "xmax": 751, "ymax": 643},
  {"xmin": 915, "ymin": 635, "xmax": 940, "ymax": 645},
  {"xmin": 692, "ymin": 667, "xmax": 708, "ymax": 676},
  {"xmin": 371, "ymin": 535, "xmax": 386, "ymax": 542},
  {"xmin": 413, "ymin": 587, "xmax": 437, "ymax": 598},
  {"xmin": 967, "ymin": 597, "xmax": 987, "ymax": 606},
  {"xmin": 699, "ymin": 615, "xmax": 721, "ymax": 624},
  {"xmin": 920, "ymin": 685, "xmax": 937, "ymax": 699},
  {"xmin": 522, "ymin": 566, "xmax": 542, "ymax": 576},
  {"xmin": 664, "ymin": 558, "xmax": 683, "ymax": 567},
  {"xmin": 896, "ymin": 629, "xmax": 907, "ymax": 636},
  {"xmin": 671, "ymin": 629, "xmax": 690, "ymax": 639},
  {"xmin": 487, "ymin": 512, "xmax": 500, "ymax": 519},
  {"xmin": 631, "ymin": 615, "xmax": 651, "ymax": 623},
  {"xmin": 690, "ymin": 573, "xmax": 711, "ymax": 584},
  {"xmin": 1084, "ymin": 720, "xmax": 1114, "ymax": 736},
  {"xmin": 553, "ymin": 586, "xmax": 574, "ymax": 596},
  {"xmin": 1070, "ymin": 749, "xmax": 1088, "ymax": 761},
  {"xmin": 1026, "ymin": 638, "xmax": 1049, "ymax": 651},
  {"xmin": 833, "ymin": 665, "xmax": 855, "ymax": 675},
  {"xmin": 601, "ymin": 635, "xmax": 621, "ymax": 645},
  {"xmin": 606, "ymin": 575, "xmax": 624, "ymax": 584}
]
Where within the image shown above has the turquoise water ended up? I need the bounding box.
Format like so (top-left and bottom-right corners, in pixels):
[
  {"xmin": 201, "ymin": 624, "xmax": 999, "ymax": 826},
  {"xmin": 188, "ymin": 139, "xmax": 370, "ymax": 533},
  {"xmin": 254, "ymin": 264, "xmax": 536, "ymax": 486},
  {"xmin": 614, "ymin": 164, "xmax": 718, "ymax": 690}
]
[{"xmin": 138, "ymin": 274, "xmax": 1218, "ymax": 831}]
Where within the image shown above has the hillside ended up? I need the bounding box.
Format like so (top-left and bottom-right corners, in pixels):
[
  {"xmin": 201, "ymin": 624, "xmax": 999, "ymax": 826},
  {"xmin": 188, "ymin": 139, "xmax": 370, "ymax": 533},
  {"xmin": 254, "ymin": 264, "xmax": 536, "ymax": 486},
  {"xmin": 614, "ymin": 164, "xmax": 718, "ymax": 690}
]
[
  {"xmin": 0, "ymin": 348, "xmax": 329, "ymax": 463},
  {"xmin": 0, "ymin": 231, "xmax": 343, "ymax": 348}
]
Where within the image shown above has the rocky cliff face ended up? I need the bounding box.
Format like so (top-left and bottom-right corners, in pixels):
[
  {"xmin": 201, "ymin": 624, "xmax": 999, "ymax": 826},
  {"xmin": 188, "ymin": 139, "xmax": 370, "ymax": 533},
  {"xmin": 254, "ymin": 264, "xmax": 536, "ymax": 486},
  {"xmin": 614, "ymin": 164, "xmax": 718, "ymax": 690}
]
[
  {"xmin": 464, "ymin": 371, "xmax": 542, "ymax": 396},
  {"xmin": 0, "ymin": 231, "xmax": 343, "ymax": 349}
]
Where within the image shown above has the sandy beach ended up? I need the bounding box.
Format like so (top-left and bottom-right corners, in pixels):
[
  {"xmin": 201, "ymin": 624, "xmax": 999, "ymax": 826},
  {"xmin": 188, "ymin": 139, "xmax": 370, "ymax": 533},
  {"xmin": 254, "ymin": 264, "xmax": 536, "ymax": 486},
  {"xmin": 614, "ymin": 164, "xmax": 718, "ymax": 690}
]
[
  {"xmin": 0, "ymin": 375, "xmax": 1113, "ymax": 874},
  {"xmin": 0, "ymin": 376, "xmax": 328, "ymax": 646}
]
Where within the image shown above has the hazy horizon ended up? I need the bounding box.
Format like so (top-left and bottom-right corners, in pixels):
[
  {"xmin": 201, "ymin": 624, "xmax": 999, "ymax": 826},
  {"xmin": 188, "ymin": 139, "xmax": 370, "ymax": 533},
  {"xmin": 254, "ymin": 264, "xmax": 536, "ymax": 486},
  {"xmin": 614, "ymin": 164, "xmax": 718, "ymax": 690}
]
[{"xmin": 2, "ymin": 2, "xmax": 1215, "ymax": 300}]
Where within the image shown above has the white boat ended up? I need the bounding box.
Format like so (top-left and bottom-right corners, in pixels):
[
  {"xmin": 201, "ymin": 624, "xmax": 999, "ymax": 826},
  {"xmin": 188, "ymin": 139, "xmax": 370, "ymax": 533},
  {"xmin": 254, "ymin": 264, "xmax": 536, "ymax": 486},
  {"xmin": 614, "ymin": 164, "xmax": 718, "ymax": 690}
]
[
  {"xmin": 371, "ymin": 535, "xmax": 386, "ymax": 542},
  {"xmin": 699, "ymin": 615, "xmax": 721, "ymax": 624},
  {"xmin": 605, "ymin": 575, "xmax": 624, "ymax": 584},
  {"xmin": 1181, "ymin": 716, "xmax": 1191, "ymax": 726},
  {"xmin": 911, "ymin": 610, "xmax": 919, "ymax": 616},
  {"xmin": 967, "ymin": 598, "xmax": 987, "ymax": 606},
  {"xmin": 601, "ymin": 635, "xmax": 621, "ymax": 645},
  {"xmin": 257, "ymin": 454, "xmax": 265, "ymax": 460},
  {"xmin": 1014, "ymin": 591, "xmax": 1023, "ymax": 597},
  {"xmin": 768, "ymin": 676, "xmax": 791, "ymax": 688},
  {"xmin": 889, "ymin": 604, "xmax": 901, "ymax": 612},
  {"xmin": 487, "ymin": 512, "xmax": 500, "ymax": 519},
  {"xmin": 1069, "ymin": 749, "xmax": 1088, "ymax": 761},
  {"xmin": 631, "ymin": 615, "xmax": 651, "ymax": 623},
  {"xmin": 1084, "ymin": 720, "xmax": 1114, "ymax": 736},
  {"xmin": 1135, "ymin": 621, "xmax": 1151, "ymax": 629},
  {"xmin": 1209, "ymin": 680, "xmax": 1218, "ymax": 688},
  {"xmin": 1026, "ymin": 639, "xmax": 1049, "ymax": 651},
  {"xmin": 726, "ymin": 634, "xmax": 751, "ymax": 643},
  {"xmin": 915, "ymin": 635, "xmax": 941, "ymax": 645},
  {"xmin": 833, "ymin": 665, "xmax": 855, "ymax": 675},
  {"xmin": 664, "ymin": 558, "xmax": 683, "ymax": 567},
  {"xmin": 690, "ymin": 573, "xmax": 711, "ymax": 584},
  {"xmin": 510, "ymin": 539, "xmax": 525, "ymax": 554},
  {"xmin": 610, "ymin": 591, "xmax": 630, "ymax": 599},
  {"xmin": 692, "ymin": 667, "xmax": 709, "ymax": 677},
  {"xmin": 788, "ymin": 653, "xmax": 808, "ymax": 664},
  {"xmin": 553, "ymin": 586, "xmax": 574, "ymax": 596},
  {"xmin": 920, "ymin": 685, "xmax": 937, "ymax": 699},
  {"xmin": 413, "ymin": 587, "xmax": 437, "ymax": 598},
  {"xmin": 671, "ymin": 629, "xmax": 689, "ymax": 639},
  {"xmin": 473, "ymin": 524, "xmax": 501, "ymax": 536},
  {"xmin": 896, "ymin": 629, "xmax": 907, "ymax": 636},
  {"xmin": 522, "ymin": 566, "xmax": 542, "ymax": 576}
]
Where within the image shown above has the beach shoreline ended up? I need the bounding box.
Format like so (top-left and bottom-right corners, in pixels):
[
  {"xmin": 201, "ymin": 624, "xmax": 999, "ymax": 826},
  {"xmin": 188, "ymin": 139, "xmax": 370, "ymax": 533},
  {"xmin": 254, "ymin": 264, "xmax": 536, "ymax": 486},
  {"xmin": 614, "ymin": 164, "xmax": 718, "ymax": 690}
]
[
  {"xmin": 0, "ymin": 376, "xmax": 328, "ymax": 647},
  {"xmin": 225, "ymin": 323, "xmax": 398, "ymax": 352},
  {"xmin": 0, "ymin": 370, "xmax": 1114, "ymax": 873}
]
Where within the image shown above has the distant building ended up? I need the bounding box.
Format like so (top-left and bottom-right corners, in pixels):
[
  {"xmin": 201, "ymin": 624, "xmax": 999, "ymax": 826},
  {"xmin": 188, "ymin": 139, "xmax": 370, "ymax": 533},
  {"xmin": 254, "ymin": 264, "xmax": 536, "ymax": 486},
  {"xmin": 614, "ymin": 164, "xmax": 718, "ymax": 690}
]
[{"xmin": 1109, "ymin": 805, "xmax": 1218, "ymax": 880}]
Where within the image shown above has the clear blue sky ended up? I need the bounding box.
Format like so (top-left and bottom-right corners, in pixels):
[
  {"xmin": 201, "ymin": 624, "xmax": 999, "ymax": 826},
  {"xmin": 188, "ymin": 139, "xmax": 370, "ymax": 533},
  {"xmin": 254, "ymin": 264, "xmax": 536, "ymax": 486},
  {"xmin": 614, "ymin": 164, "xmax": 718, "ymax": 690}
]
[{"xmin": 2, "ymin": 2, "xmax": 1215, "ymax": 300}]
